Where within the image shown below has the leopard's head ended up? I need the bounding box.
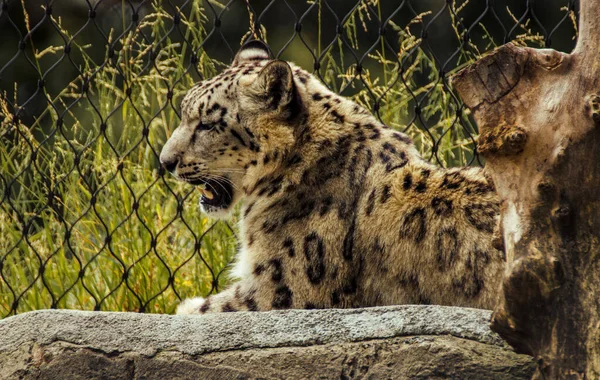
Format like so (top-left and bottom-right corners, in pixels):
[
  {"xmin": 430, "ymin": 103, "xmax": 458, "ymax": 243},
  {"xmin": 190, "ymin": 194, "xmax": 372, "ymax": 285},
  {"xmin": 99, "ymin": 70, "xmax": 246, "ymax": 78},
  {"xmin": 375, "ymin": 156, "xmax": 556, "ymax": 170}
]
[{"xmin": 159, "ymin": 41, "xmax": 304, "ymax": 218}]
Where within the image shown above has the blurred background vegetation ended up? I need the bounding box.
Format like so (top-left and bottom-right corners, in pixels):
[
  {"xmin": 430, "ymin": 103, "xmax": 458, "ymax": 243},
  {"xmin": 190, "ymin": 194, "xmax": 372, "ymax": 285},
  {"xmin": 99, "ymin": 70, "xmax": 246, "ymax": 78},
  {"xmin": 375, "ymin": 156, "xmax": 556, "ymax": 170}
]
[{"xmin": 0, "ymin": 0, "xmax": 577, "ymax": 316}]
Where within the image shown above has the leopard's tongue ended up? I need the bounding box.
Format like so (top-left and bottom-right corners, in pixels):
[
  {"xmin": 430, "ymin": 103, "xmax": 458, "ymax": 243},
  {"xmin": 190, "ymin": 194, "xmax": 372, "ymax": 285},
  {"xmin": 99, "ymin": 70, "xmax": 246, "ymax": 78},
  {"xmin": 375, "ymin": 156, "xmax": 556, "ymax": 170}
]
[{"xmin": 198, "ymin": 187, "xmax": 214, "ymax": 200}]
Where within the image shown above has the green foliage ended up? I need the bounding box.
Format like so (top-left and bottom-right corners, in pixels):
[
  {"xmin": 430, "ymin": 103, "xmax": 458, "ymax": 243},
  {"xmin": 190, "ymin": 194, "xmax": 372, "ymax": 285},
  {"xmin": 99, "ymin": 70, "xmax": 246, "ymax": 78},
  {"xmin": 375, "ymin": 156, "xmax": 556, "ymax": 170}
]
[
  {"xmin": 1, "ymin": 0, "xmax": 235, "ymax": 315},
  {"xmin": 0, "ymin": 0, "xmax": 575, "ymax": 316}
]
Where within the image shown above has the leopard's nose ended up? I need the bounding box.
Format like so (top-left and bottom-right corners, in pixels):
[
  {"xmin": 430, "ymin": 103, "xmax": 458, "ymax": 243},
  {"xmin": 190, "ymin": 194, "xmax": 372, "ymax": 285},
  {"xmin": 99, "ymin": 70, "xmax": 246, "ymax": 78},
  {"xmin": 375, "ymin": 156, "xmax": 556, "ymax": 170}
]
[
  {"xmin": 160, "ymin": 132, "xmax": 183, "ymax": 173},
  {"xmin": 161, "ymin": 158, "xmax": 178, "ymax": 173},
  {"xmin": 159, "ymin": 149, "xmax": 180, "ymax": 173}
]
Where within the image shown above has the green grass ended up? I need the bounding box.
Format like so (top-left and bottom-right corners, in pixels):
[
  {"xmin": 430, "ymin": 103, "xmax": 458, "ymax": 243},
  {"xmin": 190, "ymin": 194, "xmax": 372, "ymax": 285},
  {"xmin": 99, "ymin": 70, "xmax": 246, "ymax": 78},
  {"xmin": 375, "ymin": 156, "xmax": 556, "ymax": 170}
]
[{"xmin": 0, "ymin": 0, "xmax": 573, "ymax": 317}]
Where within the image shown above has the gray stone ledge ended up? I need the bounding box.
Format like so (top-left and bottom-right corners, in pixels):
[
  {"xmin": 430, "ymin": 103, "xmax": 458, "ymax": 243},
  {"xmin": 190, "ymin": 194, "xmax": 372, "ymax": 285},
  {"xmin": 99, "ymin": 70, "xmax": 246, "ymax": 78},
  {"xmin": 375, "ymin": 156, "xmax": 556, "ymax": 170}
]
[{"xmin": 0, "ymin": 306, "xmax": 535, "ymax": 379}]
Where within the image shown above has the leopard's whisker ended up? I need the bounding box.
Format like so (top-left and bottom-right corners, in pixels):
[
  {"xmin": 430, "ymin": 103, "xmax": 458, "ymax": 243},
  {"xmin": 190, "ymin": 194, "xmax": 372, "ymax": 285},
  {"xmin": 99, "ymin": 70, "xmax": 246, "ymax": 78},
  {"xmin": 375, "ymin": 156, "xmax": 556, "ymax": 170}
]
[
  {"xmin": 209, "ymin": 169, "xmax": 246, "ymax": 174},
  {"xmin": 205, "ymin": 174, "xmax": 241, "ymax": 193}
]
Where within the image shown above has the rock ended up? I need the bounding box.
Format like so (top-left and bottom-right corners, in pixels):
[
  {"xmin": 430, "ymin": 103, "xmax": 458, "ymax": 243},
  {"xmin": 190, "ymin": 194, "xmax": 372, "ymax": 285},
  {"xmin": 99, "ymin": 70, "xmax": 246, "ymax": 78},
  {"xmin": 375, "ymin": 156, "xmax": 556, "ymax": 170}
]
[{"xmin": 0, "ymin": 305, "xmax": 534, "ymax": 379}]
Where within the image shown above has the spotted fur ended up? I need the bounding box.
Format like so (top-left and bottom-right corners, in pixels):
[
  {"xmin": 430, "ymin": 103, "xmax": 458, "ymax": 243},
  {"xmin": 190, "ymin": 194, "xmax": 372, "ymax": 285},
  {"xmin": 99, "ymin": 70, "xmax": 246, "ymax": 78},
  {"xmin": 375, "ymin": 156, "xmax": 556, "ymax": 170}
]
[{"xmin": 160, "ymin": 41, "xmax": 504, "ymax": 315}]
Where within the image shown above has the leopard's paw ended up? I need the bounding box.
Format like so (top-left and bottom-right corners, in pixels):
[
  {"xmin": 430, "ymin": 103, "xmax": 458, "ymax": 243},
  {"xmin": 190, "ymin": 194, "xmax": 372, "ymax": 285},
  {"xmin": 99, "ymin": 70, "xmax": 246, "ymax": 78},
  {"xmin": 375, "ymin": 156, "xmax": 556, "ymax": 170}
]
[{"xmin": 176, "ymin": 297, "xmax": 206, "ymax": 315}]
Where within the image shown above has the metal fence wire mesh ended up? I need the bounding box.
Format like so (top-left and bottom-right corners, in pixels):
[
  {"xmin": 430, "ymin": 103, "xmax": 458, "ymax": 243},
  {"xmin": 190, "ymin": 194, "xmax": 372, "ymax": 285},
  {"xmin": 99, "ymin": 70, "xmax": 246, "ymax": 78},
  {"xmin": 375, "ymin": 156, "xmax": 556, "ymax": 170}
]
[{"xmin": 0, "ymin": 0, "xmax": 578, "ymax": 316}]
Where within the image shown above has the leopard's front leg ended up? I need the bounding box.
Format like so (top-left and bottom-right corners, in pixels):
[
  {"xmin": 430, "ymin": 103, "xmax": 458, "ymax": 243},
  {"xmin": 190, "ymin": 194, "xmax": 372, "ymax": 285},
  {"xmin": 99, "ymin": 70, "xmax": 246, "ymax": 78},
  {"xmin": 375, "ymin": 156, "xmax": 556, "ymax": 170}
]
[{"xmin": 176, "ymin": 279, "xmax": 267, "ymax": 314}]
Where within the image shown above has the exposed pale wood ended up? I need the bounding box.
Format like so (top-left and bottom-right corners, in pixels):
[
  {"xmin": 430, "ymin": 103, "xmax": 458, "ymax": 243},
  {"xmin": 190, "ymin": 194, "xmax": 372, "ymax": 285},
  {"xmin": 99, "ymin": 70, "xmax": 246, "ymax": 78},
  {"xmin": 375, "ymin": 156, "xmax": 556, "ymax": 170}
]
[{"xmin": 452, "ymin": 0, "xmax": 600, "ymax": 377}]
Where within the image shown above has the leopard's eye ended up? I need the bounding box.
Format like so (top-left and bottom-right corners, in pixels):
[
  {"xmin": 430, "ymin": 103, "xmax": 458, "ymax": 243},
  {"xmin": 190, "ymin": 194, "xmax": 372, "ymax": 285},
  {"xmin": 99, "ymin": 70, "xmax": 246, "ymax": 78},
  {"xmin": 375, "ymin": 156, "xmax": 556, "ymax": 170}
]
[{"xmin": 195, "ymin": 122, "xmax": 212, "ymax": 132}]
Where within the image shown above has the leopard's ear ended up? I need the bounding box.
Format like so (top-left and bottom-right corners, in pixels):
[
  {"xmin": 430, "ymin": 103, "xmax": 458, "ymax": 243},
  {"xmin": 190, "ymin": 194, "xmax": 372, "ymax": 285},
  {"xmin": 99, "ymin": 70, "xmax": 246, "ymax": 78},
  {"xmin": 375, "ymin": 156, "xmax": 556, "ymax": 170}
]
[
  {"xmin": 248, "ymin": 60, "xmax": 296, "ymax": 113},
  {"xmin": 232, "ymin": 40, "xmax": 272, "ymax": 66}
]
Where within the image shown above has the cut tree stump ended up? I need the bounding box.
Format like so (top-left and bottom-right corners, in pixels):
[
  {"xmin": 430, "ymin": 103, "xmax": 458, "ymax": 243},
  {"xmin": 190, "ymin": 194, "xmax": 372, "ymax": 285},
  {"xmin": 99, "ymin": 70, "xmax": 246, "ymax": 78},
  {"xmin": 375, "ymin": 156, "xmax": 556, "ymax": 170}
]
[{"xmin": 452, "ymin": 0, "xmax": 600, "ymax": 378}]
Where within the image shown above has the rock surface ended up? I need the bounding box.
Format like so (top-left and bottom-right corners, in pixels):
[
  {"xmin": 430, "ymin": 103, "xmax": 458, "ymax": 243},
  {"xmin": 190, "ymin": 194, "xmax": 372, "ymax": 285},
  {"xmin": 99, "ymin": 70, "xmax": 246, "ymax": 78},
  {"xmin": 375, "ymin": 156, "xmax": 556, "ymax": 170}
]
[{"xmin": 0, "ymin": 305, "xmax": 534, "ymax": 379}]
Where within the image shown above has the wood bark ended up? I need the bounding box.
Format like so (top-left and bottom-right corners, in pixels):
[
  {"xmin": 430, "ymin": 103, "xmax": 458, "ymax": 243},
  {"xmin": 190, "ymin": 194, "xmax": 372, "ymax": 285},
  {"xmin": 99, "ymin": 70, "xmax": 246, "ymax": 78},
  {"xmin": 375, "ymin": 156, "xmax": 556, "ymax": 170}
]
[{"xmin": 452, "ymin": 0, "xmax": 600, "ymax": 378}]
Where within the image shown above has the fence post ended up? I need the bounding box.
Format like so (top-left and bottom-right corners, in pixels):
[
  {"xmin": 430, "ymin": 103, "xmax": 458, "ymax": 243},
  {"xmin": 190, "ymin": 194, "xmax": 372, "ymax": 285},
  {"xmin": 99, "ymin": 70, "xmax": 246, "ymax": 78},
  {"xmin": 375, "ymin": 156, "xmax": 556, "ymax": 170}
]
[{"xmin": 452, "ymin": 0, "xmax": 600, "ymax": 377}]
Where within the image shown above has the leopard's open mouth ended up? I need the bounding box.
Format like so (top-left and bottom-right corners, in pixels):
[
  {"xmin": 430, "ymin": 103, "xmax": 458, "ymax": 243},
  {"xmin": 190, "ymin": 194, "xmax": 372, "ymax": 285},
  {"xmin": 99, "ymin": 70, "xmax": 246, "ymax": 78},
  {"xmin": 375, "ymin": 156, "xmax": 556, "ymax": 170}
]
[{"xmin": 188, "ymin": 178, "xmax": 234, "ymax": 209}]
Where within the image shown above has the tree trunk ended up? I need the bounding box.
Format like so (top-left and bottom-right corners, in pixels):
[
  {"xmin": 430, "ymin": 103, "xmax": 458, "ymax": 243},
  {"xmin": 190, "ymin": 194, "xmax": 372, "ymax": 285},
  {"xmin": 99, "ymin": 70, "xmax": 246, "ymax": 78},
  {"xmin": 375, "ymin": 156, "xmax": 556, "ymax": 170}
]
[{"xmin": 451, "ymin": 0, "xmax": 600, "ymax": 378}]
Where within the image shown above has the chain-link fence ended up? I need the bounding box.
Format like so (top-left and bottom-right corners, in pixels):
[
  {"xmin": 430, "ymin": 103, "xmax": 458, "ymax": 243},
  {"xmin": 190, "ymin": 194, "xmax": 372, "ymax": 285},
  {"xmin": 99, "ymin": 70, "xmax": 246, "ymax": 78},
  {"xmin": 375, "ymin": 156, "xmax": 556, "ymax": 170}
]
[{"xmin": 0, "ymin": 0, "xmax": 578, "ymax": 317}]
